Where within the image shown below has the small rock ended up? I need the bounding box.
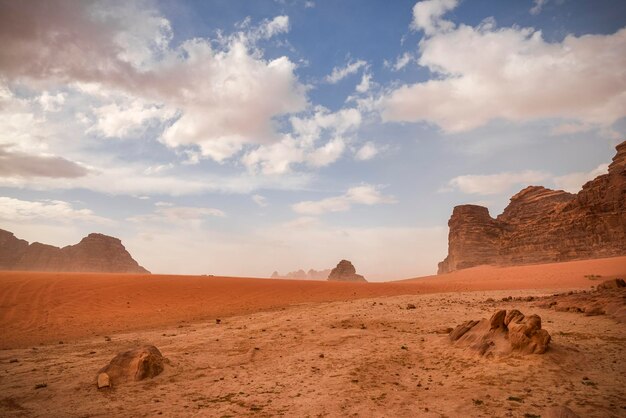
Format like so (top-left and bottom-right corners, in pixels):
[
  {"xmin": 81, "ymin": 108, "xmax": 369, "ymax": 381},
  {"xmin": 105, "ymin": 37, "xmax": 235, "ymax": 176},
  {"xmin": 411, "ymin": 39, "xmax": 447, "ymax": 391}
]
[
  {"xmin": 407, "ymin": 303, "xmax": 417, "ymax": 310},
  {"xmin": 97, "ymin": 373, "xmax": 110, "ymax": 389}
]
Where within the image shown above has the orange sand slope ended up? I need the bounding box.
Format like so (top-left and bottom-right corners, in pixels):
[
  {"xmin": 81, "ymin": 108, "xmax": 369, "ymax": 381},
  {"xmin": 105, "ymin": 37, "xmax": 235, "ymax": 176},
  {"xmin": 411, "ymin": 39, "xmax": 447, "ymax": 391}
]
[{"xmin": 0, "ymin": 256, "xmax": 624, "ymax": 349}]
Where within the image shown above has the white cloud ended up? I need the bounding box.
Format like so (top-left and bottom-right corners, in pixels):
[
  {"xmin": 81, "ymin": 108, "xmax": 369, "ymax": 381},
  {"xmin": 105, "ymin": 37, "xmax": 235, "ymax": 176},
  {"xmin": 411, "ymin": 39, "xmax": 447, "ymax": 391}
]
[
  {"xmin": 392, "ymin": 52, "xmax": 414, "ymax": 71},
  {"xmin": 383, "ymin": 5, "xmax": 626, "ymax": 133},
  {"xmin": 355, "ymin": 142, "xmax": 379, "ymax": 161},
  {"xmin": 0, "ymin": 196, "xmax": 111, "ymax": 224},
  {"xmin": 445, "ymin": 170, "xmax": 551, "ymax": 195},
  {"xmin": 0, "ymin": 3, "xmax": 307, "ymax": 164},
  {"xmin": 326, "ymin": 60, "xmax": 367, "ymax": 84},
  {"xmin": 292, "ymin": 184, "xmax": 396, "ymax": 215},
  {"xmin": 252, "ymin": 194, "xmax": 268, "ymax": 207},
  {"xmin": 411, "ymin": 0, "xmax": 458, "ymax": 35},
  {"xmin": 38, "ymin": 92, "xmax": 66, "ymax": 112},
  {"xmin": 255, "ymin": 15, "xmax": 290, "ymax": 39},
  {"xmin": 530, "ymin": 0, "xmax": 548, "ymax": 15},
  {"xmin": 553, "ymin": 164, "xmax": 609, "ymax": 193},
  {"xmin": 355, "ymin": 72, "xmax": 372, "ymax": 93},
  {"xmin": 307, "ymin": 137, "xmax": 346, "ymax": 167},
  {"xmin": 129, "ymin": 205, "xmax": 225, "ymax": 226},
  {"xmin": 243, "ymin": 107, "xmax": 361, "ymax": 174},
  {"xmin": 89, "ymin": 98, "xmax": 176, "ymax": 138}
]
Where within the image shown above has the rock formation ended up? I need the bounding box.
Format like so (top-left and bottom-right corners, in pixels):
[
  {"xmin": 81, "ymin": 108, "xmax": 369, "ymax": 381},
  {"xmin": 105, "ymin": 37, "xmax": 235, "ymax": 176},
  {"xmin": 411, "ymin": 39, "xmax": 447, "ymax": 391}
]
[
  {"xmin": 535, "ymin": 279, "xmax": 626, "ymax": 323},
  {"xmin": 438, "ymin": 140, "xmax": 626, "ymax": 273},
  {"xmin": 271, "ymin": 268, "xmax": 331, "ymax": 280},
  {"xmin": 97, "ymin": 345, "xmax": 164, "ymax": 388},
  {"xmin": 449, "ymin": 309, "xmax": 551, "ymax": 356},
  {"xmin": 0, "ymin": 229, "xmax": 149, "ymax": 273},
  {"xmin": 327, "ymin": 260, "xmax": 367, "ymax": 282}
]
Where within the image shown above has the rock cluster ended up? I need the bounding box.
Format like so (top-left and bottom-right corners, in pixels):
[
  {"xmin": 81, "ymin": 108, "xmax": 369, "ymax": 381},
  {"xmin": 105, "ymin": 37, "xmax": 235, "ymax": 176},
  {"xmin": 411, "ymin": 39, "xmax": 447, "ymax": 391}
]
[
  {"xmin": 438, "ymin": 141, "xmax": 626, "ymax": 273},
  {"xmin": 271, "ymin": 268, "xmax": 331, "ymax": 280},
  {"xmin": 0, "ymin": 229, "xmax": 149, "ymax": 273},
  {"xmin": 327, "ymin": 260, "xmax": 367, "ymax": 282},
  {"xmin": 449, "ymin": 309, "xmax": 551, "ymax": 356},
  {"xmin": 97, "ymin": 345, "xmax": 165, "ymax": 388},
  {"xmin": 535, "ymin": 279, "xmax": 626, "ymax": 323}
]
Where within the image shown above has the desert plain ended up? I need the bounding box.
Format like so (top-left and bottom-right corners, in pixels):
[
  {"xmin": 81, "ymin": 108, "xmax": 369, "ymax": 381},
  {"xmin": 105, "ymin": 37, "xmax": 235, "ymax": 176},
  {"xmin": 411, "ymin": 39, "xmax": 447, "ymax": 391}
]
[{"xmin": 1, "ymin": 256, "xmax": 625, "ymax": 417}]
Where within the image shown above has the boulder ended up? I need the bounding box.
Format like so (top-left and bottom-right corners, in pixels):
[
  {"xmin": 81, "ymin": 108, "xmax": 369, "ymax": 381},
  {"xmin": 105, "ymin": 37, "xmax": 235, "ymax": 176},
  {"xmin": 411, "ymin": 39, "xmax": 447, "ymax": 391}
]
[
  {"xmin": 438, "ymin": 141, "xmax": 626, "ymax": 273},
  {"xmin": 327, "ymin": 260, "xmax": 367, "ymax": 282},
  {"xmin": 97, "ymin": 345, "xmax": 164, "ymax": 387},
  {"xmin": 449, "ymin": 309, "xmax": 551, "ymax": 356}
]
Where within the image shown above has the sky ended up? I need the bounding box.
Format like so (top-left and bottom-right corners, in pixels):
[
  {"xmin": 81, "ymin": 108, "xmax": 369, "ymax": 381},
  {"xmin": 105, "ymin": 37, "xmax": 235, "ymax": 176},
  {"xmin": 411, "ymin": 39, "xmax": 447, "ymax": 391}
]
[{"xmin": 0, "ymin": 0, "xmax": 624, "ymax": 280}]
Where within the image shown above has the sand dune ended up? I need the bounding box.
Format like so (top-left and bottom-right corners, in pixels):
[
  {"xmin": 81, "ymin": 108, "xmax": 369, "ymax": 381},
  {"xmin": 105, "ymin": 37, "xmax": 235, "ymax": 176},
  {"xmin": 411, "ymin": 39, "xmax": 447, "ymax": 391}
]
[
  {"xmin": 1, "ymin": 290, "xmax": 625, "ymax": 417},
  {"xmin": 1, "ymin": 256, "xmax": 625, "ymax": 350}
]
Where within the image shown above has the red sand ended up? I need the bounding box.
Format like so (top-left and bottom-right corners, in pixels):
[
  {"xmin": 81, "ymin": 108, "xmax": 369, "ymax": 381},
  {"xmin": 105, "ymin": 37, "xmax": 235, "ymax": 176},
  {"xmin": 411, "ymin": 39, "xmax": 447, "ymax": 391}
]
[{"xmin": 1, "ymin": 256, "xmax": 624, "ymax": 349}]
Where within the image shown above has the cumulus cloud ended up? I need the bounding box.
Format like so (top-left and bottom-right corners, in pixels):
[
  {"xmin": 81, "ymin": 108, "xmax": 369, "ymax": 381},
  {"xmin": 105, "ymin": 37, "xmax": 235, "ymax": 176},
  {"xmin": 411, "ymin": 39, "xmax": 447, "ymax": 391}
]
[
  {"xmin": 88, "ymin": 98, "xmax": 176, "ymax": 138},
  {"xmin": 0, "ymin": 145, "xmax": 88, "ymax": 178},
  {"xmin": 553, "ymin": 164, "xmax": 609, "ymax": 193},
  {"xmin": 383, "ymin": 3, "xmax": 626, "ymax": 133},
  {"xmin": 243, "ymin": 107, "xmax": 361, "ymax": 174},
  {"xmin": 445, "ymin": 170, "xmax": 550, "ymax": 195},
  {"xmin": 0, "ymin": 1, "xmax": 307, "ymax": 163},
  {"xmin": 38, "ymin": 92, "xmax": 66, "ymax": 112},
  {"xmin": 292, "ymin": 184, "xmax": 396, "ymax": 215},
  {"xmin": 326, "ymin": 59, "xmax": 367, "ymax": 83},
  {"xmin": 0, "ymin": 196, "xmax": 110, "ymax": 224},
  {"xmin": 411, "ymin": 0, "xmax": 458, "ymax": 35},
  {"xmin": 355, "ymin": 142, "xmax": 379, "ymax": 161}
]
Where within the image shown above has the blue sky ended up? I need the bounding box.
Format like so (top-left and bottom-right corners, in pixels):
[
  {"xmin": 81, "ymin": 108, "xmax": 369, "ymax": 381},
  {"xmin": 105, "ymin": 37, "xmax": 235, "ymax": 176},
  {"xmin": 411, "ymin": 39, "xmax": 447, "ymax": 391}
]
[{"xmin": 0, "ymin": 0, "xmax": 624, "ymax": 280}]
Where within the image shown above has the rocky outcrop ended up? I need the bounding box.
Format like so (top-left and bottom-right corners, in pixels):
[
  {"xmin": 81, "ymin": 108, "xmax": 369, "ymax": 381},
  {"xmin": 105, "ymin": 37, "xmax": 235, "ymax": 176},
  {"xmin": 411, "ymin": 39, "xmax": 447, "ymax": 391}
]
[
  {"xmin": 271, "ymin": 268, "xmax": 331, "ymax": 280},
  {"xmin": 535, "ymin": 280, "xmax": 626, "ymax": 323},
  {"xmin": 0, "ymin": 229, "xmax": 149, "ymax": 273},
  {"xmin": 438, "ymin": 141, "xmax": 626, "ymax": 273},
  {"xmin": 449, "ymin": 309, "xmax": 551, "ymax": 356},
  {"xmin": 327, "ymin": 260, "xmax": 367, "ymax": 282},
  {"xmin": 97, "ymin": 345, "xmax": 164, "ymax": 388}
]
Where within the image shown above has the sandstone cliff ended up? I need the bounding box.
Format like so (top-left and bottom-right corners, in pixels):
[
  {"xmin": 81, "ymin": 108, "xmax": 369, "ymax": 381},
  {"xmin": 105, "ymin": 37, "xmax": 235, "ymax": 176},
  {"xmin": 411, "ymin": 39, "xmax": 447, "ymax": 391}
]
[
  {"xmin": 0, "ymin": 229, "xmax": 150, "ymax": 273},
  {"xmin": 438, "ymin": 141, "xmax": 626, "ymax": 274}
]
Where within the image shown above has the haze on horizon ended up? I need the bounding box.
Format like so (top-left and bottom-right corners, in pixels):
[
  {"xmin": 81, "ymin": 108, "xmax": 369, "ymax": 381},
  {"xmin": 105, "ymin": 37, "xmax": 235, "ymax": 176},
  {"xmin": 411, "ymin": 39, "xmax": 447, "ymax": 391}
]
[{"xmin": 0, "ymin": 0, "xmax": 624, "ymax": 281}]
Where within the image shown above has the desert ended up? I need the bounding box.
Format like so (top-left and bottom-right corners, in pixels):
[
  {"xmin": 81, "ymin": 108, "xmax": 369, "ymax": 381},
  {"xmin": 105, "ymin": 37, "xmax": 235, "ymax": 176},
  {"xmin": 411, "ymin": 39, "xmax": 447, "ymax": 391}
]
[
  {"xmin": 2, "ymin": 1, "xmax": 626, "ymax": 417},
  {"xmin": 1, "ymin": 256, "xmax": 626, "ymax": 417}
]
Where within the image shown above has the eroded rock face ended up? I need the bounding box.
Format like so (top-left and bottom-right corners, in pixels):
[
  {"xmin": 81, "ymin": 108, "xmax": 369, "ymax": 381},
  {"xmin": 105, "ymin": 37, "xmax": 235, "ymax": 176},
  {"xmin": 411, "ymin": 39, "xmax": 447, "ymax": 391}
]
[
  {"xmin": 97, "ymin": 345, "xmax": 164, "ymax": 388},
  {"xmin": 327, "ymin": 260, "xmax": 367, "ymax": 282},
  {"xmin": 438, "ymin": 141, "xmax": 626, "ymax": 274},
  {"xmin": 0, "ymin": 229, "xmax": 149, "ymax": 273},
  {"xmin": 449, "ymin": 309, "xmax": 551, "ymax": 356}
]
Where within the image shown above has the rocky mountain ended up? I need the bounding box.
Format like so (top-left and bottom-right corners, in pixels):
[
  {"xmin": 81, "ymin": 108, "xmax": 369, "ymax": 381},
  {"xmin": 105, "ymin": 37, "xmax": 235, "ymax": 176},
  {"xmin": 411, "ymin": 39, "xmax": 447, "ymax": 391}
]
[
  {"xmin": 438, "ymin": 140, "xmax": 626, "ymax": 274},
  {"xmin": 327, "ymin": 260, "xmax": 367, "ymax": 282},
  {"xmin": 0, "ymin": 229, "xmax": 150, "ymax": 273},
  {"xmin": 271, "ymin": 268, "xmax": 331, "ymax": 280}
]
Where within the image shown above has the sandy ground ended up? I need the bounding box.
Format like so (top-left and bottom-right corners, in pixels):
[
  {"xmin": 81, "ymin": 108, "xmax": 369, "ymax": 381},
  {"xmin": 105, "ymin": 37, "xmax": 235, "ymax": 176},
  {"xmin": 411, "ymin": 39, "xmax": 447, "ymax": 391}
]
[
  {"xmin": 1, "ymin": 290, "xmax": 625, "ymax": 417},
  {"xmin": 1, "ymin": 256, "xmax": 625, "ymax": 350},
  {"xmin": 0, "ymin": 256, "xmax": 625, "ymax": 417}
]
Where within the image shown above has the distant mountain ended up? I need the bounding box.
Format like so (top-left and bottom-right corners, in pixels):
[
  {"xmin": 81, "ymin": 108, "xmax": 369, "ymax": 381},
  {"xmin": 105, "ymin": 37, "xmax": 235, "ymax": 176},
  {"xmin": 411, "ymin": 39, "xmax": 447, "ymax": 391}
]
[
  {"xmin": 0, "ymin": 229, "xmax": 149, "ymax": 273},
  {"xmin": 270, "ymin": 268, "xmax": 331, "ymax": 280}
]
